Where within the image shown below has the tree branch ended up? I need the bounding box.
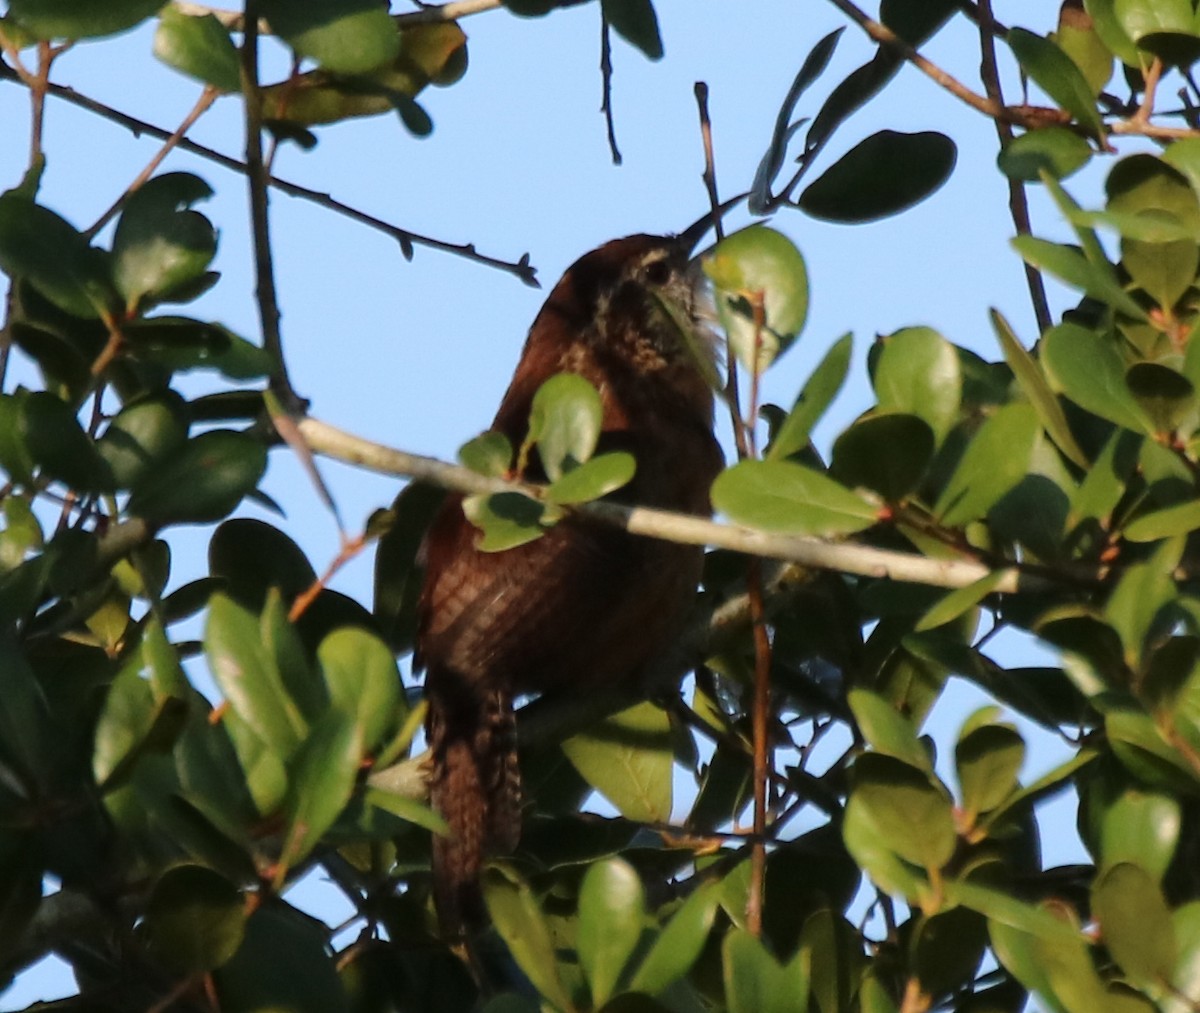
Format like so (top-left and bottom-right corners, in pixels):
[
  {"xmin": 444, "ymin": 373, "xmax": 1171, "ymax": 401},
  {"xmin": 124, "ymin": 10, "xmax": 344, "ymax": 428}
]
[
  {"xmin": 171, "ymin": 0, "xmax": 506, "ymax": 31},
  {"xmin": 295, "ymin": 415, "xmax": 1094, "ymax": 593},
  {"xmin": 0, "ymin": 64, "xmax": 540, "ymax": 286}
]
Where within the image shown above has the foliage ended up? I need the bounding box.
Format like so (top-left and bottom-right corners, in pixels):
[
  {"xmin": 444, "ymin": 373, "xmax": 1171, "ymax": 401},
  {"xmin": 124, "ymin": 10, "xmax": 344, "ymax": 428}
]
[{"xmin": 7, "ymin": 1, "xmax": 1200, "ymax": 1012}]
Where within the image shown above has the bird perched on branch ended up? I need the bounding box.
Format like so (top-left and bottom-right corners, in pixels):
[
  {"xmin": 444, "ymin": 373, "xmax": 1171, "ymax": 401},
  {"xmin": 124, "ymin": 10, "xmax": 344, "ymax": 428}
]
[{"xmin": 416, "ymin": 231, "xmax": 723, "ymax": 942}]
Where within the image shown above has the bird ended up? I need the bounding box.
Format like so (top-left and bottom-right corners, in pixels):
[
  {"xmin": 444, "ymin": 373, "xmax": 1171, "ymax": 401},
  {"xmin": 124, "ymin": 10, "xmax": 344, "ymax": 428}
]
[{"xmin": 415, "ymin": 231, "xmax": 724, "ymax": 942}]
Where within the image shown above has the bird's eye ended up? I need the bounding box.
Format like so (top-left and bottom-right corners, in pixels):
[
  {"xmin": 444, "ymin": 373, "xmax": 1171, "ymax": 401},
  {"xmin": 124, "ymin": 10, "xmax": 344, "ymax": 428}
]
[{"xmin": 642, "ymin": 257, "xmax": 672, "ymax": 287}]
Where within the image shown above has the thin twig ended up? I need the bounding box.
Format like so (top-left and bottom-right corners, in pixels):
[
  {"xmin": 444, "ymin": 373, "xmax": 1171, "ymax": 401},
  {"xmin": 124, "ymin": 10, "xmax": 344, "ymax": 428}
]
[
  {"xmin": 825, "ymin": 0, "xmax": 1006, "ymax": 121},
  {"xmin": 86, "ymin": 86, "xmax": 219, "ymax": 239},
  {"xmin": 976, "ymin": 0, "xmax": 1051, "ymax": 336},
  {"xmin": 599, "ymin": 16, "xmax": 622, "ymax": 165},
  {"xmin": 241, "ymin": 2, "xmax": 302, "ymax": 412},
  {"xmin": 0, "ymin": 64, "xmax": 540, "ymax": 285}
]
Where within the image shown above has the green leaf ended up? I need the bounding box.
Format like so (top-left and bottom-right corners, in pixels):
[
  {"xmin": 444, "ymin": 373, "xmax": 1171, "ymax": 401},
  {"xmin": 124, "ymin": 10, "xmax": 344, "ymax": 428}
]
[
  {"xmin": 97, "ymin": 389, "xmax": 189, "ymax": 489},
  {"xmin": 798, "ymin": 130, "xmax": 957, "ymax": 222},
  {"xmin": 317, "ymin": 627, "xmax": 400, "ymax": 752},
  {"xmin": 712, "ymin": 459, "xmax": 878, "ymax": 536},
  {"xmin": 208, "ymin": 518, "xmax": 317, "ymax": 613},
  {"xmin": 766, "ymin": 332, "xmax": 852, "ymax": 460},
  {"xmin": 1126, "ymin": 362, "xmax": 1195, "ymax": 434},
  {"xmin": 847, "ymin": 688, "xmax": 932, "ymax": 773},
  {"xmin": 955, "ymin": 719, "xmax": 1025, "ymax": 818},
  {"xmin": 127, "ymin": 429, "xmax": 267, "ymax": 525},
  {"xmin": 126, "ymin": 319, "xmax": 271, "ymax": 377},
  {"xmin": 546, "ymin": 452, "xmax": 636, "ymax": 505},
  {"xmin": 0, "ymin": 195, "xmax": 114, "ymax": 318},
  {"xmin": 280, "ymin": 712, "xmax": 363, "ymax": 868},
  {"xmin": 112, "ymin": 173, "xmax": 217, "ymax": 310},
  {"xmin": 214, "ymin": 903, "xmax": 348, "ymax": 1013},
  {"xmin": 1055, "ymin": 3, "xmax": 1114, "ymax": 94},
  {"xmin": 1008, "ymin": 28, "xmax": 1105, "ymax": 137},
  {"xmin": 628, "ymin": 884, "xmax": 719, "ymax": 994},
  {"xmin": 562, "ymin": 700, "xmax": 672, "ymax": 823},
  {"xmin": 998, "ymin": 127, "xmax": 1094, "ymax": 182},
  {"xmin": 260, "ymin": 0, "xmax": 400, "ymax": 74},
  {"xmin": 483, "ymin": 866, "xmax": 574, "ymax": 1011},
  {"xmin": 723, "ymin": 928, "xmax": 810, "ymax": 1013},
  {"xmin": 529, "ymin": 372, "xmax": 603, "ymax": 481},
  {"xmin": 934, "ymin": 402, "xmax": 1042, "ymax": 526},
  {"xmin": 461, "ymin": 491, "xmax": 546, "ymax": 552},
  {"xmin": 144, "ymin": 865, "xmax": 245, "ymax": 973},
  {"xmin": 880, "ymin": 0, "xmax": 958, "ymax": 46},
  {"xmin": 205, "ymin": 593, "xmax": 307, "ymax": 758},
  {"xmin": 704, "ymin": 225, "xmax": 808, "ymax": 373},
  {"xmin": 990, "ymin": 309, "xmax": 1088, "ymax": 467},
  {"xmin": 458, "ymin": 431, "xmax": 512, "ymax": 477},
  {"xmin": 7, "ymin": 0, "xmax": 165, "ymax": 39},
  {"xmin": 1095, "ymin": 782, "xmax": 1180, "ymax": 882},
  {"xmin": 602, "ymin": 0, "xmax": 663, "ymax": 60},
  {"xmin": 848, "ymin": 753, "xmax": 956, "ymax": 871},
  {"xmin": 153, "ymin": 8, "xmax": 241, "ymax": 92},
  {"xmin": 1092, "ymin": 863, "xmax": 1176, "ymax": 987},
  {"xmin": 578, "ymin": 858, "xmax": 645, "ymax": 1006},
  {"xmin": 372, "ymin": 482, "xmax": 445, "ymax": 655},
  {"xmin": 915, "ymin": 568, "xmax": 1014, "ymax": 633},
  {"xmin": 1105, "ymin": 536, "xmax": 1181, "ymax": 669},
  {"xmin": 873, "ymin": 326, "xmax": 961, "ymax": 446},
  {"xmin": 1040, "ymin": 323, "xmax": 1151, "ymax": 433},
  {"xmin": 830, "ymin": 412, "xmax": 933, "ymax": 502},
  {"xmin": 1084, "ymin": 0, "xmax": 1141, "ymax": 65},
  {"xmin": 21, "ymin": 392, "xmax": 114, "ymax": 493}
]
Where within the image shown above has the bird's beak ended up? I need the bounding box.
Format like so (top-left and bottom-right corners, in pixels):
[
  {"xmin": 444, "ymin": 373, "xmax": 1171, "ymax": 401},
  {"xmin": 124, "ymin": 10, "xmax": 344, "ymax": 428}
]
[{"xmin": 678, "ymin": 191, "xmax": 751, "ymax": 260}]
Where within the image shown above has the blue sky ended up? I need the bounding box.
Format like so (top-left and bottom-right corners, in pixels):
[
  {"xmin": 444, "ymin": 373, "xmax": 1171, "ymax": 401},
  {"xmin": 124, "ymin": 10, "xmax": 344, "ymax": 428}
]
[{"xmin": 0, "ymin": 1, "xmax": 1108, "ymax": 1004}]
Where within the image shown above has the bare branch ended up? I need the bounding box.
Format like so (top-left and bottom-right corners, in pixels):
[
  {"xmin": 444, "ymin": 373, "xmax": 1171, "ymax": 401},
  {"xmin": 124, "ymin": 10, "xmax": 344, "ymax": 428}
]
[
  {"xmin": 295, "ymin": 415, "xmax": 1096, "ymax": 594},
  {"xmin": 171, "ymin": 0, "xmax": 505, "ymax": 31},
  {"xmin": 0, "ymin": 65, "xmax": 540, "ymax": 285}
]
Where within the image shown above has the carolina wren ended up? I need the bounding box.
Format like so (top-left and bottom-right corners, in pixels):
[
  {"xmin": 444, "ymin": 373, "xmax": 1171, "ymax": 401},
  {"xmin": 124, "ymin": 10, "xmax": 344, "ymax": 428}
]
[{"xmin": 416, "ymin": 233, "xmax": 723, "ymax": 938}]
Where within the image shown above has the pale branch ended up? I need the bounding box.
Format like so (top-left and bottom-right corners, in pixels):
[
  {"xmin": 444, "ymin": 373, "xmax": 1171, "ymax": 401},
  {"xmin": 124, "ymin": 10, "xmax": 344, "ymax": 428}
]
[
  {"xmin": 0, "ymin": 65, "xmax": 540, "ymax": 286},
  {"xmin": 171, "ymin": 0, "xmax": 505, "ymax": 32},
  {"xmin": 295, "ymin": 415, "xmax": 1085, "ymax": 594}
]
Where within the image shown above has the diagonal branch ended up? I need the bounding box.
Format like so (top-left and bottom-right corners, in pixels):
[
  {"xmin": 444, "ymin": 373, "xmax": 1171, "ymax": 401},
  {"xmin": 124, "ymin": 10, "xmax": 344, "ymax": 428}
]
[{"xmin": 0, "ymin": 64, "xmax": 540, "ymax": 285}]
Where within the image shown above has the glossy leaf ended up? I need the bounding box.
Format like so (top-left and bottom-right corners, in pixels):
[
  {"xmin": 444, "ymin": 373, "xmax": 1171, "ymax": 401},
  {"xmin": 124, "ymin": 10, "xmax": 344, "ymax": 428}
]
[
  {"xmin": 1055, "ymin": 2, "xmax": 1113, "ymax": 94},
  {"xmin": 21, "ymin": 392, "xmax": 114, "ymax": 493},
  {"xmin": 722, "ymin": 928, "xmax": 810, "ymax": 1013},
  {"xmin": 458, "ymin": 431, "xmax": 512, "ymax": 477},
  {"xmin": 144, "ymin": 865, "xmax": 245, "ymax": 973},
  {"xmin": 847, "ymin": 753, "xmax": 956, "ymax": 872},
  {"xmin": 152, "ymin": 8, "xmax": 240, "ymax": 92},
  {"xmin": 705, "ymin": 225, "xmax": 808, "ymax": 373},
  {"xmin": 998, "ymin": 127, "xmax": 1093, "ymax": 182},
  {"xmin": 873, "ymin": 326, "xmax": 961, "ymax": 446},
  {"xmin": 112, "ymin": 173, "xmax": 217, "ymax": 310},
  {"xmin": 562, "ymin": 701, "xmax": 672, "ymax": 823},
  {"xmin": 7, "ymin": 0, "xmax": 164, "ymax": 39},
  {"xmin": 317, "ymin": 627, "xmax": 400, "ymax": 752},
  {"xmin": 935, "ymin": 403, "xmax": 1042, "ymax": 526},
  {"xmin": 956, "ymin": 719, "xmax": 1025, "ymax": 818},
  {"xmin": 0, "ymin": 195, "xmax": 114, "ymax": 318},
  {"xmin": 280, "ymin": 712, "xmax": 363, "ymax": 869},
  {"xmin": 260, "ymin": 0, "xmax": 399, "ymax": 75},
  {"xmin": 529, "ymin": 372, "xmax": 603, "ymax": 481},
  {"xmin": 205, "ymin": 593, "xmax": 307, "ymax": 758},
  {"xmin": 628, "ymin": 884, "xmax": 719, "ymax": 994},
  {"xmin": 97, "ymin": 389, "xmax": 189, "ymax": 489},
  {"xmin": 1008, "ymin": 28, "xmax": 1104, "ymax": 137},
  {"xmin": 798, "ymin": 130, "xmax": 956, "ymax": 222},
  {"xmin": 766, "ymin": 332, "xmax": 852, "ymax": 460},
  {"xmin": 831, "ymin": 412, "xmax": 933, "ymax": 502},
  {"xmin": 484, "ymin": 867, "xmax": 574, "ymax": 1011},
  {"xmin": 915, "ymin": 568, "xmax": 1013, "ymax": 634},
  {"xmin": 847, "ymin": 688, "xmax": 931, "ymax": 773},
  {"xmin": 462, "ymin": 491, "xmax": 546, "ymax": 552},
  {"xmin": 546, "ymin": 451, "xmax": 635, "ymax": 505},
  {"xmin": 1096, "ymin": 783, "xmax": 1180, "ymax": 882},
  {"xmin": 127, "ymin": 429, "xmax": 267, "ymax": 525},
  {"xmin": 578, "ymin": 858, "xmax": 644, "ymax": 1006},
  {"xmin": 1041, "ymin": 323, "xmax": 1152, "ymax": 434},
  {"xmin": 602, "ymin": 0, "xmax": 662, "ymax": 60},
  {"xmin": 1093, "ymin": 863, "xmax": 1176, "ymax": 987},
  {"xmin": 712, "ymin": 459, "xmax": 878, "ymax": 536},
  {"xmin": 990, "ymin": 309, "xmax": 1088, "ymax": 467},
  {"xmin": 1084, "ymin": 0, "xmax": 1141, "ymax": 65}
]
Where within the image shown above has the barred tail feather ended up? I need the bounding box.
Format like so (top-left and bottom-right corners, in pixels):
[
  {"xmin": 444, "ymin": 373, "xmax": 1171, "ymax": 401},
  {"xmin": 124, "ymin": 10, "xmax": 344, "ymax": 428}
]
[{"xmin": 427, "ymin": 678, "xmax": 521, "ymax": 938}]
